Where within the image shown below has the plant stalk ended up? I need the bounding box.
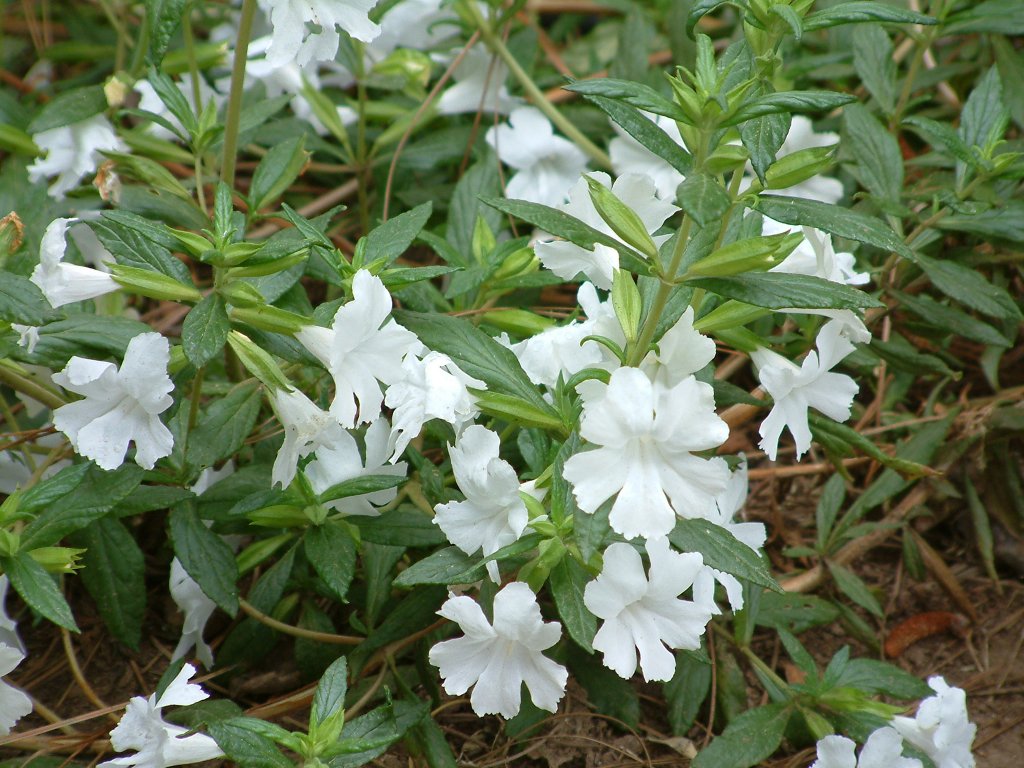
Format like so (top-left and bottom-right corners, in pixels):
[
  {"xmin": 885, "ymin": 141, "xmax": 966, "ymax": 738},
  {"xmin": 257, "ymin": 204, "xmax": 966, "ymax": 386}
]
[{"xmin": 220, "ymin": 0, "xmax": 258, "ymax": 190}]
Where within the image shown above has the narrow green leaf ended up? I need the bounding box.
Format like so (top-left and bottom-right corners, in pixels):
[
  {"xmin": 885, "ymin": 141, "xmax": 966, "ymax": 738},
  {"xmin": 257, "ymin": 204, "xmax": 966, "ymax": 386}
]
[
  {"xmin": 843, "ymin": 104, "xmax": 902, "ymax": 203},
  {"xmin": 145, "ymin": 0, "xmax": 189, "ymax": 63},
  {"xmin": 676, "ymin": 173, "xmax": 730, "ymax": 228},
  {"xmin": 915, "ymin": 254, "xmax": 1022, "ymax": 321},
  {"xmin": 362, "ymin": 202, "xmax": 432, "ymax": 267},
  {"xmin": 669, "ymin": 519, "xmax": 780, "ymax": 592},
  {"xmin": 826, "ymin": 561, "xmax": 883, "ymax": 617},
  {"xmin": 249, "ymin": 136, "xmax": 309, "ymax": 212},
  {"xmin": 565, "ymin": 79, "xmax": 690, "ymax": 124},
  {"xmin": 852, "ymin": 25, "xmax": 896, "ymax": 114},
  {"xmin": 311, "ymin": 656, "xmax": 348, "ymax": 728},
  {"xmin": 803, "ymin": 2, "xmax": 935, "ymax": 32},
  {"xmin": 2, "ymin": 551, "xmax": 78, "ymax": 631},
  {"xmin": 207, "ymin": 718, "xmax": 291, "ymax": 768},
  {"xmin": 550, "ymin": 557, "xmax": 596, "ymax": 653},
  {"xmin": 688, "ymin": 271, "xmax": 880, "ymax": 310},
  {"xmin": 169, "ymin": 503, "xmax": 239, "ymax": 615},
  {"xmin": 354, "ymin": 509, "xmax": 446, "ymax": 547},
  {"xmin": 186, "ymin": 383, "xmax": 263, "ymax": 471},
  {"xmin": 27, "ymin": 86, "xmax": 106, "ymax": 133},
  {"xmin": 317, "ymin": 475, "xmax": 406, "ymax": 504},
  {"xmin": 182, "ymin": 293, "xmax": 230, "ymax": 368},
  {"xmin": 723, "ymin": 91, "xmax": 855, "ymax": 127},
  {"xmin": 305, "ymin": 523, "xmax": 358, "ymax": 602},
  {"xmin": 692, "ymin": 703, "xmax": 790, "ymax": 768},
  {"xmin": 582, "ymin": 94, "xmax": 691, "ymax": 174},
  {"xmin": 392, "ymin": 546, "xmax": 484, "ymax": 587},
  {"xmin": 0, "ymin": 275, "xmax": 53, "ymax": 325}
]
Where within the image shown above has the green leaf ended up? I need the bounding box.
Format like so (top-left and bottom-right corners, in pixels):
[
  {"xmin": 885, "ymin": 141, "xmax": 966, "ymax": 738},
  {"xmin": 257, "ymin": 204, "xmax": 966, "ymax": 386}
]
[
  {"xmin": 328, "ymin": 701, "xmax": 428, "ymax": 768},
  {"xmin": 481, "ymin": 196, "xmax": 648, "ymax": 272},
  {"xmin": 2, "ymin": 551, "xmax": 77, "ymax": 631},
  {"xmin": 751, "ymin": 195, "xmax": 916, "ymax": 262},
  {"xmin": 570, "ymin": 648, "xmax": 640, "ymax": 728},
  {"xmin": 582, "ymin": 94, "xmax": 691, "ymax": 174},
  {"xmin": 0, "ymin": 274, "xmax": 52, "ymax": 325},
  {"xmin": 311, "ymin": 655, "xmax": 348, "ymax": 728},
  {"xmin": 169, "ymin": 503, "xmax": 239, "ymax": 615},
  {"xmin": 688, "ymin": 271, "xmax": 879, "ymax": 310},
  {"xmin": 72, "ymin": 517, "xmax": 145, "ymax": 648},
  {"xmin": 892, "ymin": 290, "xmax": 1011, "ymax": 347},
  {"xmin": 993, "ymin": 36, "xmax": 1024, "ymax": 130},
  {"xmin": 182, "ymin": 293, "xmax": 230, "ymax": 368},
  {"xmin": 852, "ymin": 25, "xmax": 896, "ymax": 115},
  {"xmin": 447, "ymin": 159, "xmax": 501, "ymax": 263},
  {"xmin": 692, "ymin": 703, "xmax": 790, "ymax": 768},
  {"xmin": 471, "ymin": 390, "xmax": 567, "ymax": 432},
  {"xmin": 18, "ymin": 463, "xmax": 90, "ymax": 514},
  {"xmin": 186, "ymin": 382, "xmax": 262, "ymax": 471},
  {"xmin": 686, "ymin": 0, "xmax": 748, "ymax": 38},
  {"xmin": 723, "ymin": 91, "xmax": 856, "ymax": 127},
  {"xmin": 21, "ymin": 464, "xmax": 144, "ymax": 550},
  {"xmin": 565, "ymin": 79, "xmax": 690, "ymax": 124},
  {"xmin": 676, "ymin": 173, "xmax": 731, "ymax": 228},
  {"xmin": 669, "ymin": 519, "xmax": 779, "ymax": 592},
  {"xmin": 826, "ymin": 561, "xmax": 883, "ymax": 617},
  {"xmin": 802, "ymin": 2, "xmax": 934, "ymax": 32},
  {"xmin": 362, "ymin": 202, "xmax": 432, "ymax": 267},
  {"xmin": 945, "ymin": 0, "xmax": 1024, "ymax": 35},
  {"xmin": 739, "ymin": 111, "xmax": 789, "ymax": 184},
  {"xmin": 903, "ymin": 116, "xmax": 977, "ymax": 166},
  {"xmin": 549, "ymin": 557, "xmax": 596, "ymax": 653},
  {"xmin": 92, "ymin": 212, "xmax": 194, "ymax": 284},
  {"xmin": 249, "ymin": 136, "xmax": 309, "ymax": 212},
  {"xmin": 392, "ymin": 546, "xmax": 484, "ymax": 587},
  {"xmin": 317, "ymin": 475, "xmax": 406, "ymax": 504},
  {"xmin": 843, "ymin": 104, "xmax": 902, "ymax": 204},
  {"xmin": 27, "ymin": 86, "xmax": 106, "ymax": 133},
  {"xmin": 305, "ymin": 523, "xmax": 357, "ymax": 602},
  {"xmin": 354, "ymin": 509, "xmax": 446, "ymax": 547},
  {"xmin": 207, "ymin": 718, "xmax": 291, "ymax": 768},
  {"xmin": 914, "ymin": 254, "xmax": 1022, "ymax": 321},
  {"xmin": 145, "ymin": 0, "xmax": 189, "ymax": 63},
  {"xmin": 833, "ymin": 658, "xmax": 932, "ymax": 700},
  {"xmin": 965, "ymin": 477, "xmax": 999, "ymax": 584},
  {"xmin": 392, "ymin": 310, "xmax": 560, "ymax": 423},
  {"xmin": 665, "ymin": 650, "xmax": 712, "ymax": 734},
  {"xmin": 816, "ymin": 474, "xmax": 846, "ymax": 551},
  {"xmin": 809, "ymin": 414, "xmax": 935, "ymax": 477},
  {"xmin": 959, "ymin": 67, "xmax": 1010, "ymax": 152}
]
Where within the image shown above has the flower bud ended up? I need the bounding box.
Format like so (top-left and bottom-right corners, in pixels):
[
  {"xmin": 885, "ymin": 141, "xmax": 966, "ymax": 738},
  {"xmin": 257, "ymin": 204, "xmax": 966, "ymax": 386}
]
[
  {"xmin": 585, "ymin": 176, "xmax": 658, "ymax": 259},
  {"xmin": 226, "ymin": 331, "xmax": 294, "ymax": 391},
  {"xmin": 109, "ymin": 264, "xmax": 202, "ymax": 302}
]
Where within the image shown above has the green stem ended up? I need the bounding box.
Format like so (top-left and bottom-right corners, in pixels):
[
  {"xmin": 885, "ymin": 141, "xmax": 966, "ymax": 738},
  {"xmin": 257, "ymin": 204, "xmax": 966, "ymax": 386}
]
[
  {"xmin": 220, "ymin": 0, "xmax": 258, "ymax": 190},
  {"xmin": 0, "ymin": 391, "xmax": 34, "ymax": 472},
  {"xmin": 0, "ymin": 362, "xmax": 67, "ymax": 410},
  {"xmin": 627, "ymin": 215, "xmax": 693, "ymax": 366},
  {"xmin": 128, "ymin": 18, "xmax": 150, "ymax": 78},
  {"xmin": 354, "ymin": 43, "xmax": 372, "ymax": 236},
  {"xmin": 466, "ymin": 3, "xmax": 611, "ymax": 169}
]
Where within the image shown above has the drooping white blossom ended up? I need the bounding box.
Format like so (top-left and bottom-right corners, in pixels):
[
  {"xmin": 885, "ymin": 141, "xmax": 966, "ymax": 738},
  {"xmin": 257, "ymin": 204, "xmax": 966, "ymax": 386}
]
[
  {"xmin": 535, "ymin": 172, "xmax": 677, "ymax": 290},
  {"xmin": 563, "ymin": 367, "xmax": 730, "ymax": 541},
  {"xmin": 891, "ymin": 677, "xmax": 976, "ymax": 768},
  {"xmin": 373, "ymin": 0, "xmax": 457, "ymax": 59},
  {"xmin": 609, "ymin": 112, "xmax": 686, "ymax": 201},
  {"xmin": 30, "ymin": 218, "xmax": 119, "ymax": 308},
  {"xmin": 436, "ymin": 46, "xmax": 520, "ymax": 116},
  {"xmin": 751, "ymin": 320, "xmax": 859, "ymax": 461},
  {"xmin": 304, "ymin": 419, "xmax": 408, "ymax": 516},
  {"xmin": 434, "ymin": 425, "xmax": 529, "ymax": 582},
  {"xmin": 811, "ymin": 728, "xmax": 922, "ymax": 768},
  {"xmin": 0, "ymin": 642, "xmax": 32, "ymax": 736},
  {"xmin": 268, "ymin": 387, "xmax": 347, "ymax": 489},
  {"xmin": 296, "ymin": 269, "xmax": 421, "ymax": 427},
  {"xmin": 168, "ymin": 559, "xmax": 216, "ymax": 669},
  {"xmin": 28, "ymin": 114, "xmax": 125, "ymax": 198},
  {"xmin": 485, "ymin": 107, "xmax": 588, "ymax": 207},
  {"xmin": 100, "ymin": 664, "xmax": 224, "ymax": 768},
  {"xmin": 429, "ymin": 582, "xmax": 567, "ymax": 718},
  {"xmin": 52, "ymin": 332, "xmax": 175, "ymax": 471},
  {"xmin": 384, "ymin": 351, "xmax": 483, "ymax": 461},
  {"xmin": 258, "ymin": 0, "xmax": 381, "ymax": 69},
  {"xmin": 584, "ymin": 538, "xmax": 713, "ymax": 682}
]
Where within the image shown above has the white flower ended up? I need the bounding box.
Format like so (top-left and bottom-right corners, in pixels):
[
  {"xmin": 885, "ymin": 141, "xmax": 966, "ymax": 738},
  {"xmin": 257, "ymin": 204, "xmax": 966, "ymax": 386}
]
[
  {"xmin": 639, "ymin": 306, "xmax": 716, "ymax": 388},
  {"xmin": 101, "ymin": 664, "xmax": 224, "ymax": 768},
  {"xmin": 169, "ymin": 559, "xmax": 216, "ymax": 669},
  {"xmin": 563, "ymin": 367, "xmax": 730, "ymax": 541},
  {"xmin": 304, "ymin": 419, "xmax": 407, "ymax": 516},
  {"xmin": 765, "ymin": 220, "xmax": 868, "ymax": 287},
  {"xmin": 296, "ymin": 269, "xmax": 421, "ymax": 427},
  {"xmin": 11, "ymin": 324, "xmax": 40, "ymax": 354},
  {"xmin": 52, "ymin": 332, "xmax": 174, "ymax": 471},
  {"xmin": 585, "ymin": 538, "xmax": 713, "ymax": 682},
  {"xmin": 609, "ymin": 112, "xmax": 686, "ymax": 201},
  {"xmin": 535, "ymin": 172, "xmax": 677, "ymax": 290},
  {"xmin": 259, "ymin": 0, "xmax": 381, "ymax": 69},
  {"xmin": 0, "ymin": 576, "xmax": 22, "ymax": 652},
  {"xmin": 436, "ymin": 46, "xmax": 520, "ymax": 116},
  {"xmin": 508, "ymin": 282, "xmax": 621, "ymax": 388},
  {"xmin": 30, "ymin": 218, "xmax": 119, "ymax": 308},
  {"xmin": 268, "ymin": 387, "xmax": 347, "ymax": 488},
  {"xmin": 752, "ymin": 320, "xmax": 859, "ymax": 461},
  {"xmin": 891, "ymin": 676, "xmax": 976, "ymax": 768},
  {"xmin": 429, "ymin": 582, "xmax": 567, "ymax": 718},
  {"xmin": 434, "ymin": 425, "xmax": 529, "ymax": 582},
  {"xmin": 28, "ymin": 114, "xmax": 125, "ymax": 198},
  {"xmin": 372, "ymin": 0, "xmax": 456, "ymax": 59},
  {"xmin": 485, "ymin": 107, "xmax": 588, "ymax": 207},
  {"xmin": 0, "ymin": 642, "xmax": 32, "ymax": 736},
  {"xmin": 811, "ymin": 729, "xmax": 922, "ymax": 768},
  {"xmin": 384, "ymin": 351, "xmax": 482, "ymax": 461}
]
